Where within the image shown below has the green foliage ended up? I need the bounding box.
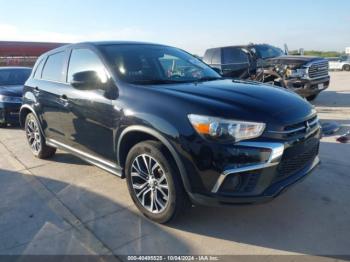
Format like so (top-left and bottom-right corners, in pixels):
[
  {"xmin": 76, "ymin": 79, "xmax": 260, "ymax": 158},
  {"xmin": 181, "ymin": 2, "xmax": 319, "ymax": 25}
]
[{"xmin": 289, "ymin": 50, "xmax": 343, "ymax": 58}]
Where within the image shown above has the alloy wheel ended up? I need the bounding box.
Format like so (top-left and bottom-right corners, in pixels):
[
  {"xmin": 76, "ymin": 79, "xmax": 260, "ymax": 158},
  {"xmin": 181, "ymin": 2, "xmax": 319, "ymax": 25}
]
[
  {"xmin": 26, "ymin": 118, "xmax": 41, "ymax": 153},
  {"xmin": 130, "ymin": 154, "xmax": 169, "ymax": 213}
]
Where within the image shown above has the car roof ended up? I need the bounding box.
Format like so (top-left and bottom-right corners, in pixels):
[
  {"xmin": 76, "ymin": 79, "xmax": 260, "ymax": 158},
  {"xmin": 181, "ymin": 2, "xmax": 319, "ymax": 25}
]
[
  {"xmin": 43, "ymin": 41, "xmax": 169, "ymax": 56},
  {"xmin": 0, "ymin": 66, "xmax": 32, "ymax": 70}
]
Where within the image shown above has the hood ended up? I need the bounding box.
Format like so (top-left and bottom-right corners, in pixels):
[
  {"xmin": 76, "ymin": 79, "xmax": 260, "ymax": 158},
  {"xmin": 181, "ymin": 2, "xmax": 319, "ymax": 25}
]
[
  {"xmin": 155, "ymin": 79, "xmax": 313, "ymax": 126},
  {"xmin": 266, "ymin": 55, "xmax": 326, "ymax": 67},
  {"xmin": 0, "ymin": 85, "xmax": 24, "ymax": 97}
]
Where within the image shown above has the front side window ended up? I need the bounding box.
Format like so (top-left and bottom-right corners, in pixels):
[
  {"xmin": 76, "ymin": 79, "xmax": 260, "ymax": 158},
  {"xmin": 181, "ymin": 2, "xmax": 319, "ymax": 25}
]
[
  {"xmin": 254, "ymin": 45, "xmax": 284, "ymax": 59},
  {"xmin": 42, "ymin": 51, "xmax": 65, "ymax": 82},
  {"xmin": 99, "ymin": 44, "xmax": 221, "ymax": 85},
  {"xmin": 0, "ymin": 69, "xmax": 31, "ymax": 86},
  {"xmin": 67, "ymin": 48, "xmax": 107, "ymax": 83}
]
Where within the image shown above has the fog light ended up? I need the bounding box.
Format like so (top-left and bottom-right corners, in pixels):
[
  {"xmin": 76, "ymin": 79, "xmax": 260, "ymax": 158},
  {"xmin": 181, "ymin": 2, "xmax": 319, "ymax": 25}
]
[{"xmin": 223, "ymin": 174, "xmax": 242, "ymax": 191}]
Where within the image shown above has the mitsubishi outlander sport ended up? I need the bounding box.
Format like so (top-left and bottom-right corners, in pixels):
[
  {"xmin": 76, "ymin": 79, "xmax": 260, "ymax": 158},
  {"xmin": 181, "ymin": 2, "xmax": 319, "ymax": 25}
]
[{"xmin": 20, "ymin": 42, "xmax": 321, "ymax": 223}]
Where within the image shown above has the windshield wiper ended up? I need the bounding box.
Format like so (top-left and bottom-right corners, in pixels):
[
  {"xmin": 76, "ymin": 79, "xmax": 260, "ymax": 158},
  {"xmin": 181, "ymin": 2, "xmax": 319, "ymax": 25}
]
[
  {"xmin": 129, "ymin": 79, "xmax": 182, "ymax": 85},
  {"xmin": 195, "ymin": 76, "xmax": 222, "ymax": 82}
]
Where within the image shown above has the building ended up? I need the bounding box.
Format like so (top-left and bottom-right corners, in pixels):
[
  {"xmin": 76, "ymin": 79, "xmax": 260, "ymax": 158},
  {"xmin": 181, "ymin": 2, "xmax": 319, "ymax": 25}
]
[
  {"xmin": 346, "ymin": 47, "xmax": 350, "ymax": 54},
  {"xmin": 0, "ymin": 41, "xmax": 67, "ymax": 67}
]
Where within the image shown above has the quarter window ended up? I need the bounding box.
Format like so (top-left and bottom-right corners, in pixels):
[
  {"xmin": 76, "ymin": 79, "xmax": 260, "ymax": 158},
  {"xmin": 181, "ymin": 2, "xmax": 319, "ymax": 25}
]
[
  {"xmin": 67, "ymin": 49, "xmax": 107, "ymax": 83},
  {"xmin": 33, "ymin": 58, "xmax": 45, "ymax": 79},
  {"xmin": 41, "ymin": 52, "xmax": 65, "ymax": 82}
]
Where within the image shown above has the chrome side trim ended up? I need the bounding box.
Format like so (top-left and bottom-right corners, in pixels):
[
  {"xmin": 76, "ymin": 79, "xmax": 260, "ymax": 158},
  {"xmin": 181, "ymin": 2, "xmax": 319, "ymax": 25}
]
[
  {"xmin": 211, "ymin": 142, "xmax": 285, "ymax": 193},
  {"xmin": 46, "ymin": 138, "xmax": 122, "ymax": 177}
]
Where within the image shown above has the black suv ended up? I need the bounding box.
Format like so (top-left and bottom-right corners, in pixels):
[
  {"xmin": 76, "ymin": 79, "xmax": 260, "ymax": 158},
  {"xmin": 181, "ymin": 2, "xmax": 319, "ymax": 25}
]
[
  {"xmin": 204, "ymin": 44, "xmax": 330, "ymax": 101},
  {"xmin": 21, "ymin": 42, "xmax": 321, "ymax": 223}
]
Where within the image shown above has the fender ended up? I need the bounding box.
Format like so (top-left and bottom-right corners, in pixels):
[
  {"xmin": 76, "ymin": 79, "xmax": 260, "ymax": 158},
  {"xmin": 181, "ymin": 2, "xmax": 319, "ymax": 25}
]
[
  {"xmin": 117, "ymin": 125, "xmax": 193, "ymax": 193},
  {"xmin": 19, "ymin": 104, "xmax": 48, "ymax": 141}
]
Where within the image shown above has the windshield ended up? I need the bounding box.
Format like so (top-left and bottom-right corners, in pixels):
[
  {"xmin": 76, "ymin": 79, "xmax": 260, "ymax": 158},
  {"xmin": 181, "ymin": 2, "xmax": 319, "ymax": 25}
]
[
  {"xmin": 99, "ymin": 44, "xmax": 221, "ymax": 85},
  {"xmin": 253, "ymin": 45, "xmax": 285, "ymax": 59},
  {"xmin": 0, "ymin": 68, "xmax": 31, "ymax": 86}
]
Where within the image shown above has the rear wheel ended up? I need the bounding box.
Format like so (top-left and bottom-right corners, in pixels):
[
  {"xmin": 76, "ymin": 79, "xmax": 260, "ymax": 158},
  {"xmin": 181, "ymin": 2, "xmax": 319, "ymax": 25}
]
[
  {"xmin": 125, "ymin": 140, "xmax": 190, "ymax": 223},
  {"xmin": 343, "ymin": 64, "xmax": 350, "ymax": 71},
  {"xmin": 25, "ymin": 113, "xmax": 56, "ymax": 159}
]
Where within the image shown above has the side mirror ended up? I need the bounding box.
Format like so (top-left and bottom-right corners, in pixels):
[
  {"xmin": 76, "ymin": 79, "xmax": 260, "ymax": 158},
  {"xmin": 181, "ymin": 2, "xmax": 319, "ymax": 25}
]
[
  {"xmin": 71, "ymin": 71, "xmax": 101, "ymax": 90},
  {"xmin": 211, "ymin": 67, "xmax": 222, "ymax": 75}
]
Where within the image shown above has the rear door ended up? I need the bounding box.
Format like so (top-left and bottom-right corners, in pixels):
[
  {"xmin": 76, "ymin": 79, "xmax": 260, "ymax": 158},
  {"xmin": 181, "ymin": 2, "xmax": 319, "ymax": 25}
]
[{"xmin": 34, "ymin": 50, "xmax": 71, "ymax": 143}]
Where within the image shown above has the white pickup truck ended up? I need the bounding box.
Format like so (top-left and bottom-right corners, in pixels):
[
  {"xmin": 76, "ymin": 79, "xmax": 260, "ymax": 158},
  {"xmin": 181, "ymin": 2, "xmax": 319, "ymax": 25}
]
[{"xmin": 328, "ymin": 56, "xmax": 350, "ymax": 71}]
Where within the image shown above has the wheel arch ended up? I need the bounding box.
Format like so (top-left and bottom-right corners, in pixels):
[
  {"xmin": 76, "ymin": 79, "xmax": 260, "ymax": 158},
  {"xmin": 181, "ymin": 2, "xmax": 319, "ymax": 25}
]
[
  {"xmin": 117, "ymin": 126, "xmax": 193, "ymax": 193},
  {"xmin": 19, "ymin": 105, "xmax": 44, "ymax": 134}
]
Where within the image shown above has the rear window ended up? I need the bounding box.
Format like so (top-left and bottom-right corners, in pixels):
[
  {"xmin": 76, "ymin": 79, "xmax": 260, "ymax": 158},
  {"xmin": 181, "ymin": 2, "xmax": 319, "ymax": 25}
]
[{"xmin": 42, "ymin": 51, "xmax": 65, "ymax": 82}]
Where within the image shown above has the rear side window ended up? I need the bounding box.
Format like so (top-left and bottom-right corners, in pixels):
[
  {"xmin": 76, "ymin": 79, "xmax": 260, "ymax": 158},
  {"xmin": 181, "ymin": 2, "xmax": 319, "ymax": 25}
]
[
  {"xmin": 67, "ymin": 48, "xmax": 106, "ymax": 82},
  {"xmin": 42, "ymin": 52, "xmax": 65, "ymax": 82},
  {"xmin": 211, "ymin": 49, "xmax": 221, "ymax": 64},
  {"xmin": 222, "ymin": 48, "xmax": 249, "ymax": 64},
  {"xmin": 203, "ymin": 49, "xmax": 214, "ymax": 64}
]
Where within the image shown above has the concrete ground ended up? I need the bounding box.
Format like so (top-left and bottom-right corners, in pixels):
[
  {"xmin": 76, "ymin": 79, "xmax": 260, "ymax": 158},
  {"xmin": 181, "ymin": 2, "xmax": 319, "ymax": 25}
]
[{"xmin": 0, "ymin": 72, "xmax": 349, "ymax": 259}]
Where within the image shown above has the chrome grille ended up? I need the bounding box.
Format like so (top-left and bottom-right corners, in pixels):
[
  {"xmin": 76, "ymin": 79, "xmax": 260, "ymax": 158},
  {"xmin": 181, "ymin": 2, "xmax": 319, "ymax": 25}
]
[
  {"xmin": 308, "ymin": 60, "xmax": 329, "ymax": 79},
  {"xmin": 269, "ymin": 116, "xmax": 320, "ymax": 138}
]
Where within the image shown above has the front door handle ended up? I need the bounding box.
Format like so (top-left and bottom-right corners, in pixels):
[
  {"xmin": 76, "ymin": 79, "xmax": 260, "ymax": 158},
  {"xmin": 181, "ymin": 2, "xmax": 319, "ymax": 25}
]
[{"xmin": 60, "ymin": 94, "xmax": 68, "ymax": 101}]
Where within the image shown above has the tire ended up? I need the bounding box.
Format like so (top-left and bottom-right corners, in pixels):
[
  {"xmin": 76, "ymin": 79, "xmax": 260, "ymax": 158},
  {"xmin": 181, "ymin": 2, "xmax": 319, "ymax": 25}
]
[
  {"xmin": 25, "ymin": 113, "xmax": 56, "ymax": 159},
  {"xmin": 306, "ymin": 94, "xmax": 318, "ymax": 101},
  {"xmin": 0, "ymin": 122, "xmax": 7, "ymax": 128},
  {"xmin": 343, "ymin": 64, "xmax": 350, "ymax": 71},
  {"xmin": 125, "ymin": 140, "xmax": 190, "ymax": 223}
]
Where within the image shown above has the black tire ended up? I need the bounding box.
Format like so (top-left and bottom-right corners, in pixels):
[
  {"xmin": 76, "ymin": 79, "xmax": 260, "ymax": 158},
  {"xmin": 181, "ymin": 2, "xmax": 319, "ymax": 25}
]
[
  {"xmin": 0, "ymin": 122, "xmax": 7, "ymax": 128},
  {"xmin": 125, "ymin": 140, "xmax": 190, "ymax": 223},
  {"xmin": 306, "ymin": 94, "xmax": 318, "ymax": 101},
  {"xmin": 25, "ymin": 113, "xmax": 56, "ymax": 159},
  {"xmin": 343, "ymin": 64, "xmax": 350, "ymax": 71}
]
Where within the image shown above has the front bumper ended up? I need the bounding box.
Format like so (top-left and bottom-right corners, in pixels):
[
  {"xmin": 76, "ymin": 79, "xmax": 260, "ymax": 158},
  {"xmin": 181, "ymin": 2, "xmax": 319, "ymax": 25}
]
[
  {"xmin": 285, "ymin": 76, "xmax": 330, "ymax": 98},
  {"xmin": 0, "ymin": 102, "xmax": 22, "ymax": 125},
  {"xmin": 185, "ymin": 128, "xmax": 321, "ymax": 206}
]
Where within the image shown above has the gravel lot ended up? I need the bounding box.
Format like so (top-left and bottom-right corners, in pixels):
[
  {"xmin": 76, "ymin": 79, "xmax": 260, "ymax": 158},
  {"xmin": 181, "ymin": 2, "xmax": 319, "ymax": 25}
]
[{"xmin": 0, "ymin": 72, "xmax": 349, "ymax": 259}]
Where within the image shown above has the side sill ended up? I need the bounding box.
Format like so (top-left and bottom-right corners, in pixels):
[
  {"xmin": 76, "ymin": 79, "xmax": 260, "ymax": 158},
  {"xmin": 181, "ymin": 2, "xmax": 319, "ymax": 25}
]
[{"xmin": 46, "ymin": 138, "xmax": 123, "ymax": 177}]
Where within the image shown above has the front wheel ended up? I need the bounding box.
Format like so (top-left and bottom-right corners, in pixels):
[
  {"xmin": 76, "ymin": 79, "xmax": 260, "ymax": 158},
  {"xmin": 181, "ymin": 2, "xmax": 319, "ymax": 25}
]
[
  {"xmin": 306, "ymin": 94, "xmax": 318, "ymax": 101},
  {"xmin": 25, "ymin": 113, "xmax": 56, "ymax": 159},
  {"xmin": 343, "ymin": 64, "xmax": 350, "ymax": 71},
  {"xmin": 125, "ymin": 141, "xmax": 190, "ymax": 223}
]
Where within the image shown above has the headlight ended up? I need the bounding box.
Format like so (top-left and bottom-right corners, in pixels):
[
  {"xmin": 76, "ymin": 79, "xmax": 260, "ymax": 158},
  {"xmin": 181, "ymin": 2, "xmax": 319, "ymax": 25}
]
[
  {"xmin": 286, "ymin": 68, "xmax": 307, "ymax": 78},
  {"xmin": 188, "ymin": 114, "xmax": 266, "ymax": 143},
  {"xmin": 0, "ymin": 95, "xmax": 22, "ymax": 103}
]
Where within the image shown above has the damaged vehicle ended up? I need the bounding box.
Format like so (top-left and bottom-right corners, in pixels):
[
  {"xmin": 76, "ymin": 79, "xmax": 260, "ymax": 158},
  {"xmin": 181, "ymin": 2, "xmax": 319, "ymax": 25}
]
[{"xmin": 203, "ymin": 44, "xmax": 330, "ymax": 101}]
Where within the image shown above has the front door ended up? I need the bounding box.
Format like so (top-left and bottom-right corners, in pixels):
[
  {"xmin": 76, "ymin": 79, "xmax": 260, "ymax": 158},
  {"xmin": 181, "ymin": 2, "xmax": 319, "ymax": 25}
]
[{"xmin": 63, "ymin": 48, "xmax": 120, "ymax": 162}]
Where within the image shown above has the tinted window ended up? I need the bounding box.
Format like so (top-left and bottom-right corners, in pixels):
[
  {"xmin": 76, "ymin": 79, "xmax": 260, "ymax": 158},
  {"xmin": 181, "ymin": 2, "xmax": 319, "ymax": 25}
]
[
  {"xmin": 33, "ymin": 58, "xmax": 45, "ymax": 79},
  {"xmin": 222, "ymin": 48, "xmax": 249, "ymax": 64},
  {"xmin": 67, "ymin": 49, "xmax": 107, "ymax": 83},
  {"xmin": 100, "ymin": 44, "xmax": 221, "ymax": 85},
  {"xmin": 0, "ymin": 69, "xmax": 31, "ymax": 86},
  {"xmin": 42, "ymin": 52, "xmax": 65, "ymax": 82}
]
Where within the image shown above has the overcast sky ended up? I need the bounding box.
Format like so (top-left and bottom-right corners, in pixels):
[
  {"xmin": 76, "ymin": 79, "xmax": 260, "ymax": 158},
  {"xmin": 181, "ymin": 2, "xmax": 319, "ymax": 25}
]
[{"xmin": 0, "ymin": 0, "xmax": 349, "ymax": 55}]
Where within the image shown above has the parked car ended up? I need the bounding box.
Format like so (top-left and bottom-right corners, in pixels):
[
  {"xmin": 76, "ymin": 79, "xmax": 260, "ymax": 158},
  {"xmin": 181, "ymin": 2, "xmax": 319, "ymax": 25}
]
[
  {"xmin": 0, "ymin": 67, "xmax": 31, "ymax": 127},
  {"xmin": 20, "ymin": 42, "xmax": 321, "ymax": 223},
  {"xmin": 204, "ymin": 44, "xmax": 330, "ymax": 101},
  {"xmin": 328, "ymin": 56, "xmax": 350, "ymax": 71}
]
